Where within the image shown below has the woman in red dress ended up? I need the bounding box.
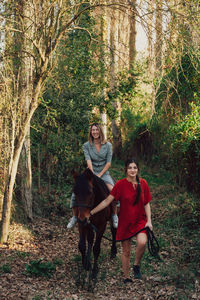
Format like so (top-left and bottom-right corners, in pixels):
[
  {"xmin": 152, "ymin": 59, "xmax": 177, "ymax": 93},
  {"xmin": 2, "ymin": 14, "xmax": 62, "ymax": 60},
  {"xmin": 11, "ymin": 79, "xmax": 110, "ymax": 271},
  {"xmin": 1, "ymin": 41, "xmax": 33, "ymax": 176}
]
[{"xmin": 89, "ymin": 158, "xmax": 153, "ymax": 283}]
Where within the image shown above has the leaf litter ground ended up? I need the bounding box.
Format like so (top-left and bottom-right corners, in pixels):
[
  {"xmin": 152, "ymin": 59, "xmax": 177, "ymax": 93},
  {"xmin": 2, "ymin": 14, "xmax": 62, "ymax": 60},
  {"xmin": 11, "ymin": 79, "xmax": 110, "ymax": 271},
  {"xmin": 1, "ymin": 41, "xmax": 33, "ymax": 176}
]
[{"xmin": 0, "ymin": 178, "xmax": 199, "ymax": 299}]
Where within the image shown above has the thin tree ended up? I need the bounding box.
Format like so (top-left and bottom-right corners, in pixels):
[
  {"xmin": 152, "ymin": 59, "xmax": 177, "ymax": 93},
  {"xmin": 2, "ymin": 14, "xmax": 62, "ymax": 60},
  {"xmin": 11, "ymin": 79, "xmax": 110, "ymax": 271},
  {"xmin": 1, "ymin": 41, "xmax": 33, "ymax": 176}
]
[{"xmin": 0, "ymin": 0, "xmax": 133, "ymax": 243}]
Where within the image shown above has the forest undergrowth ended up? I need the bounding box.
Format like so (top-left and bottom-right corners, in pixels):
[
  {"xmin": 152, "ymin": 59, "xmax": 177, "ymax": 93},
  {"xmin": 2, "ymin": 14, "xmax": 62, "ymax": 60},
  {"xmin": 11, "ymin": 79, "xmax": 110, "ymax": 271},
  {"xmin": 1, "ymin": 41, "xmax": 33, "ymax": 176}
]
[{"xmin": 0, "ymin": 161, "xmax": 200, "ymax": 300}]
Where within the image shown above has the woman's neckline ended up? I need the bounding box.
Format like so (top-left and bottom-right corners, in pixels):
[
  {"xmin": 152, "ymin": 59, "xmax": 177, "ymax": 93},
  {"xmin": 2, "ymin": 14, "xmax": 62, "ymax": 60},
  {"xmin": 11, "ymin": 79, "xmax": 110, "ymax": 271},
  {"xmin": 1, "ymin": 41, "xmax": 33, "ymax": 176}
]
[
  {"xmin": 126, "ymin": 177, "xmax": 138, "ymax": 184},
  {"xmin": 126, "ymin": 178, "xmax": 138, "ymax": 190},
  {"xmin": 93, "ymin": 138, "xmax": 101, "ymax": 144},
  {"xmin": 93, "ymin": 140, "xmax": 101, "ymax": 152}
]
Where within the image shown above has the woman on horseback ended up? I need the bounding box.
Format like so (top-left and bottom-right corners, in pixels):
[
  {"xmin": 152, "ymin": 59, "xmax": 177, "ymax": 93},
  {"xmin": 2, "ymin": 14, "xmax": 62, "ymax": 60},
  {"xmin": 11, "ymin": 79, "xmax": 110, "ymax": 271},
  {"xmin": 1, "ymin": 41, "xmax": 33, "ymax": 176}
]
[{"xmin": 67, "ymin": 123, "xmax": 118, "ymax": 229}]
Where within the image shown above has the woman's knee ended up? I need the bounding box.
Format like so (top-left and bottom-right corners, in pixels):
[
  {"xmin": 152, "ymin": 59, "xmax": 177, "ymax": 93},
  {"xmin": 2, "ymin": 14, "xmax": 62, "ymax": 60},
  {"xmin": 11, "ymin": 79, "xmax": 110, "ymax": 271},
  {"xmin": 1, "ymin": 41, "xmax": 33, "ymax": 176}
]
[{"xmin": 137, "ymin": 233, "xmax": 147, "ymax": 248}]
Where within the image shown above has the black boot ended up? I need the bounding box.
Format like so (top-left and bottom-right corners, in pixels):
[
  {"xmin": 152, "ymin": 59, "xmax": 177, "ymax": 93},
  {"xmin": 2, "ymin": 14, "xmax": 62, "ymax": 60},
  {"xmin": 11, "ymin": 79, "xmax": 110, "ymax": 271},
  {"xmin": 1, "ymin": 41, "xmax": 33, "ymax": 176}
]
[
  {"xmin": 123, "ymin": 278, "xmax": 133, "ymax": 284},
  {"xmin": 133, "ymin": 265, "xmax": 142, "ymax": 279}
]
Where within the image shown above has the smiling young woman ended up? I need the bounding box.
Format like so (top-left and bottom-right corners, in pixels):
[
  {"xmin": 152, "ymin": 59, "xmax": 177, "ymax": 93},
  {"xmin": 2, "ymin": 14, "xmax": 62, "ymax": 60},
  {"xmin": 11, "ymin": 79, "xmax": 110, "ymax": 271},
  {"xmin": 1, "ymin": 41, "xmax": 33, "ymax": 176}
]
[
  {"xmin": 67, "ymin": 123, "xmax": 118, "ymax": 229},
  {"xmin": 89, "ymin": 158, "xmax": 153, "ymax": 283}
]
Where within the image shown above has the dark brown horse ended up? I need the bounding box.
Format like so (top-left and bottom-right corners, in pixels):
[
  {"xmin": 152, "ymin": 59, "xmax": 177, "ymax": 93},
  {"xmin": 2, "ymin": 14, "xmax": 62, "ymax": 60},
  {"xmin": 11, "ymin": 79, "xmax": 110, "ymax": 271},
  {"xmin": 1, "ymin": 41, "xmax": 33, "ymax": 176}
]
[{"xmin": 73, "ymin": 168, "xmax": 117, "ymax": 278}]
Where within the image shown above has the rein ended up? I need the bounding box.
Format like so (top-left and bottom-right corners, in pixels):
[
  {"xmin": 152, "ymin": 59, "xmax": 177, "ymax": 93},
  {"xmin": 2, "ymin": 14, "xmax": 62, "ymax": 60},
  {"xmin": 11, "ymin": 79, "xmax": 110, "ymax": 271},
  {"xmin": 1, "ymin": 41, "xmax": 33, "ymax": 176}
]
[
  {"xmin": 88, "ymin": 221, "xmax": 161, "ymax": 260},
  {"xmin": 137, "ymin": 227, "xmax": 162, "ymax": 261}
]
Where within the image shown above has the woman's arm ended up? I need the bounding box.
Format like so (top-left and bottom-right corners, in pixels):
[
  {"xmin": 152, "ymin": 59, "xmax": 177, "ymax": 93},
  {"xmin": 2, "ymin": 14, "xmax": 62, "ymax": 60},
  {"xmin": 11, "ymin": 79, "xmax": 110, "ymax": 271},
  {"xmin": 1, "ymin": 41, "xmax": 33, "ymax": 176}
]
[
  {"xmin": 97, "ymin": 162, "xmax": 111, "ymax": 177},
  {"xmin": 97, "ymin": 142, "xmax": 112, "ymax": 177},
  {"xmin": 83, "ymin": 143, "xmax": 94, "ymax": 172},
  {"xmin": 90, "ymin": 194, "xmax": 114, "ymax": 216},
  {"xmin": 144, "ymin": 202, "xmax": 153, "ymax": 230},
  {"xmin": 86, "ymin": 159, "xmax": 94, "ymax": 173}
]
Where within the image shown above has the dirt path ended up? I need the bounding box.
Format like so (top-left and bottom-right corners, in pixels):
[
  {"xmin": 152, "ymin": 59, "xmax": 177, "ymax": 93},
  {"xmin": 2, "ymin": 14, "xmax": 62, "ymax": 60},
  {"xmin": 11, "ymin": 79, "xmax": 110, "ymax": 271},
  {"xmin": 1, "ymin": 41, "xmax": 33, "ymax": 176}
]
[{"xmin": 0, "ymin": 179, "xmax": 199, "ymax": 299}]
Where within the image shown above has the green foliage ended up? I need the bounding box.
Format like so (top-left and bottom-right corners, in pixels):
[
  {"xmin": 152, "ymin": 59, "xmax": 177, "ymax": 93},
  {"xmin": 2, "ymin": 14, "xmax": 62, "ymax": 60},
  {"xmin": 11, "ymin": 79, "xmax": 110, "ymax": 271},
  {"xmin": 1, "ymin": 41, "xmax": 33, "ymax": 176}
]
[
  {"xmin": 122, "ymin": 121, "xmax": 155, "ymax": 163},
  {"xmin": 163, "ymin": 101, "xmax": 200, "ymax": 193},
  {"xmin": 37, "ymin": 184, "xmax": 71, "ymax": 218},
  {"xmin": 139, "ymin": 166, "xmax": 200, "ymax": 297},
  {"xmin": 16, "ymin": 251, "xmax": 30, "ymax": 258},
  {"xmin": 167, "ymin": 101, "xmax": 200, "ymax": 152},
  {"xmin": 31, "ymin": 10, "xmax": 106, "ymax": 215},
  {"xmin": 149, "ymin": 45, "xmax": 200, "ymax": 197},
  {"xmin": 106, "ymin": 67, "xmax": 139, "ymax": 118},
  {"xmin": 31, "ymin": 13, "xmax": 104, "ymax": 171},
  {"xmin": 106, "ymin": 60, "xmax": 153, "ymax": 161},
  {"xmin": 0, "ymin": 263, "xmax": 11, "ymax": 274},
  {"xmin": 156, "ymin": 51, "xmax": 200, "ymax": 116},
  {"xmin": 25, "ymin": 259, "xmax": 57, "ymax": 278},
  {"xmin": 107, "ymin": 60, "xmax": 152, "ymax": 121},
  {"xmin": 32, "ymin": 296, "xmax": 42, "ymax": 300},
  {"xmin": 53, "ymin": 258, "xmax": 64, "ymax": 266}
]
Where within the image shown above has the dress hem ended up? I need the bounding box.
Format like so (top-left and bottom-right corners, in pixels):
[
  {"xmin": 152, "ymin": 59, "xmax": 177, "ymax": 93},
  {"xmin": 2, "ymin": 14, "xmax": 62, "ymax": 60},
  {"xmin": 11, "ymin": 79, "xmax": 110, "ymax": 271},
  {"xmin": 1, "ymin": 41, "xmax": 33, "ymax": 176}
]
[{"xmin": 116, "ymin": 227, "xmax": 147, "ymax": 242}]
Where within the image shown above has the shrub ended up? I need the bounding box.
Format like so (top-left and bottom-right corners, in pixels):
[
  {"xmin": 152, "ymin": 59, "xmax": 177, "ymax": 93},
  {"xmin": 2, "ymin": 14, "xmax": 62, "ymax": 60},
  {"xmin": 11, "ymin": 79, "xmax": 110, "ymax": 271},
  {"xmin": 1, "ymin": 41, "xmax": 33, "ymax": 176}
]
[
  {"xmin": 25, "ymin": 259, "xmax": 57, "ymax": 278},
  {"xmin": 165, "ymin": 101, "xmax": 200, "ymax": 193},
  {"xmin": 0, "ymin": 264, "xmax": 11, "ymax": 274}
]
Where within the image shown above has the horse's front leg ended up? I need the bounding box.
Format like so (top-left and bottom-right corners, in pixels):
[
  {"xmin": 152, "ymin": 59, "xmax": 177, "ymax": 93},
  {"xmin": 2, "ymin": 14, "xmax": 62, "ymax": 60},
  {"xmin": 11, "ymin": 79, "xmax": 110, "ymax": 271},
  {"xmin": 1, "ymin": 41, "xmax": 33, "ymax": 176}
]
[
  {"xmin": 78, "ymin": 233, "xmax": 86, "ymax": 268},
  {"xmin": 84, "ymin": 226, "xmax": 94, "ymax": 271},
  {"xmin": 92, "ymin": 227, "xmax": 105, "ymax": 278},
  {"xmin": 110, "ymin": 223, "xmax": 117, "ymax": 259}
]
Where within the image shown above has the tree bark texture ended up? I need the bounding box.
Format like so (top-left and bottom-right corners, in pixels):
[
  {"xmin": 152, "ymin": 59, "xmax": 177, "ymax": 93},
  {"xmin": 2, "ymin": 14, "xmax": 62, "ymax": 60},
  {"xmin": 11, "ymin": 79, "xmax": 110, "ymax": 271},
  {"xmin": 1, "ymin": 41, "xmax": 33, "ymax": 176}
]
[
  {"xmin": 155, "ymin": 0, "xmax": 163, "ymax": 71},
  {"xmin": 16, "ymin": 0, "xmax": 33, "ymax": 221},
  {"xmin": 101, "ymin": 1, "xmax": 136, "ymax": 157},
  {"xmin": 129, "ymin": 0, "xmax": 136, "ymax": 67}
]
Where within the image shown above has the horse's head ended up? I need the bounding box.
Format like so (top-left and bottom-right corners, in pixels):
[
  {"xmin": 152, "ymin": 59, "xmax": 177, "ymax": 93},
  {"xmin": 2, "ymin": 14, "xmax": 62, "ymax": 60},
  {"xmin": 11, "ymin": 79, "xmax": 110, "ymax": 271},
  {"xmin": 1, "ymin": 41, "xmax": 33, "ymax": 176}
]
[
  {"xmin": 73, "ymin": 168, "xmax": 95, "ymax": 224},
  {"xmin": 73, "ymin": 169, "xmax": 117, "ymax": 274}
]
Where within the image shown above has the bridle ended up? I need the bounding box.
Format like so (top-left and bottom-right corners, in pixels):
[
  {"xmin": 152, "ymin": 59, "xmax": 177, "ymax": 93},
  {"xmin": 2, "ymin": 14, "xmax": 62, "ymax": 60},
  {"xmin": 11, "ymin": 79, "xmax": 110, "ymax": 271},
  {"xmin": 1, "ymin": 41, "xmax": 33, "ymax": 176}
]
[
  {"xmin": 75, "ymin": 191, "xmax": 95, "ymax": 226},
  {"xmin": 75, "ymin": 201, "xmax": 94, "ymax": 209}
]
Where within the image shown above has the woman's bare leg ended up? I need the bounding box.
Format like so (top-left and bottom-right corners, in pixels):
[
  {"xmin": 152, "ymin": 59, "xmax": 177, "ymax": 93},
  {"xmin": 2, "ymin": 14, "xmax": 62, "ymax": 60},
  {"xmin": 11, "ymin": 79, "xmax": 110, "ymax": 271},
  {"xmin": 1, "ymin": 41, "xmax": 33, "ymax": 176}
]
[
  {"xmin": 121, "ymin": 239, "xmax": 132, "ymax": 279},
  {"xmin": 134, "ymin": 232, "xmax": 147, "ymax": 265}
]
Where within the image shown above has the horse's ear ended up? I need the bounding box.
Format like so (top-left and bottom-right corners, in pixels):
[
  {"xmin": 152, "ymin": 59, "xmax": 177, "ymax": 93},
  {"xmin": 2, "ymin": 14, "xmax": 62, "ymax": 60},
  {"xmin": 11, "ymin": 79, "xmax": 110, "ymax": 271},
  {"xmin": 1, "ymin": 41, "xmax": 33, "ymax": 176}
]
[
  {"xmin": 72, "ymin": 170, "xmax": 79, "ymax": 181},
  {"xmin": 84, "ymin": 168, "xmax": 94, "ymax": 181}
]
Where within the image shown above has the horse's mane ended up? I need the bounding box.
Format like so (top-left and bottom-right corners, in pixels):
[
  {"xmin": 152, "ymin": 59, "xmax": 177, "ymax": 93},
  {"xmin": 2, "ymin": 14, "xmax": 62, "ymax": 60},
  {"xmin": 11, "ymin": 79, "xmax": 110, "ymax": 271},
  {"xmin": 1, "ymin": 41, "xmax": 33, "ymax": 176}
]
[
  {"xmin": 92, "ymin": 174, "xmax": 110, "ymax": 203},
  {"xmin": 73, "ymin": 169, "xmax": 110, "ymax": 206},
  {"xmin": 73, "ymin": 173, "xmax": 91, "ymax": 198}
]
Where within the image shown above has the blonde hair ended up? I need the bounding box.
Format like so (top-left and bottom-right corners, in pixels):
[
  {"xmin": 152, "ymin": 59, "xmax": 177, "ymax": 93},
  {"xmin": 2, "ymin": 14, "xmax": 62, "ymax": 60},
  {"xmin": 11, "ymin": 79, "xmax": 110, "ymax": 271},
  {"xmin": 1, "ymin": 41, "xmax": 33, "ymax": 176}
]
[{"xmin": 88, "ymin": 123, "xmax": 106, "ymax": 144}]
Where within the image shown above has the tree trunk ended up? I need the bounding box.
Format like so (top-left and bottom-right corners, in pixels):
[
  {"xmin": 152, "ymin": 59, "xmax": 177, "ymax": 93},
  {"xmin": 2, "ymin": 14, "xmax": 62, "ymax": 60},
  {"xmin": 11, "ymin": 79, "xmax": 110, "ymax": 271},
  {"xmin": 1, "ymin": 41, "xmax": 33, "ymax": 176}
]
[
  {"xmin": 1, "ymin": 146, "xmax": 24, "ymax": 243},
  {"xmin": 109, "ymin": 7, "xmax": 122, "ymax": 157},
  {"xmin": 147, "ymin": 0, "xmax": 155, "ymax": 75},
  {"xmin": 20, "ymin": 131, "xmax": 33, "ymax": 221},
  {"xmin": 38, "ymin": 144, "xmax": 41, "ymax": 193},
  {"xmin": 101, "ymin": 112, "xmax": 107, "ymax": 140},
  {"xmin": 13, "ymin": 0, "xmax": 34, "ymax": 221},
  {"xmin": 0, "ymin": 86, "xmax": 40, "ymax": 243},
  {"xmin": 155, "ymin": 0, "xmax": 163, "ymax": 71},
  {"xmin": 129, "ymin": 0, "xmax": 136, "ymax": 68},
  {"xmin": 99, "ymin": 7, "xmax": 108, "ymax": 140}
]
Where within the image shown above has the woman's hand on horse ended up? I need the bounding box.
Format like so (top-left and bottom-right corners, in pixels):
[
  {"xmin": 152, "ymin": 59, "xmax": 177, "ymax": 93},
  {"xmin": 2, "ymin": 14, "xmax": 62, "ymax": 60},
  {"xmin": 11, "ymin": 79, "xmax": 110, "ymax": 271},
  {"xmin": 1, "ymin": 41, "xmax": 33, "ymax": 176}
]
[{"xmin": 87, "ymin": 211, "xmax": 93, "ymax": 221}]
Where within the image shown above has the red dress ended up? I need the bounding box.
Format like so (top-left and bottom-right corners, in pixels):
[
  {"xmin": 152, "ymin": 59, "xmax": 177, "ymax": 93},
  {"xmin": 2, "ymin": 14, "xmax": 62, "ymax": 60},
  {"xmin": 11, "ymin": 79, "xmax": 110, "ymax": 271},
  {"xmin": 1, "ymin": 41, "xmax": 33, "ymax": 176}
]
[{"xmin": 110, "ymin": 178, "xmax": 152, "ymax": 241}]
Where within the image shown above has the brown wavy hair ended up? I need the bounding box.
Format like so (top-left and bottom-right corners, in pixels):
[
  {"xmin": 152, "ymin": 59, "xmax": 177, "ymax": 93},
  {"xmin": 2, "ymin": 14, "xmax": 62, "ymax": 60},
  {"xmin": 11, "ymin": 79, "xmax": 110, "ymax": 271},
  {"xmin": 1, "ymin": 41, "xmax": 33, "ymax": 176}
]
[
  {"xmin": 88, "ymin": 123, "xmax": 106, "ymax": 144},
  {"xmin": 125, "ymin": 158, "xmax": 141, "ymax": 205}
]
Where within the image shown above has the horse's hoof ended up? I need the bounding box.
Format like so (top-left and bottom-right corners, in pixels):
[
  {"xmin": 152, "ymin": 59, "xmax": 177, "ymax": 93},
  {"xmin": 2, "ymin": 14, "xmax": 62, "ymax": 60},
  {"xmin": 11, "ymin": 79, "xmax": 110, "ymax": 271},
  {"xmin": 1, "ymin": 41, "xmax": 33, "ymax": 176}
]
[
  {"xmin": 83, "ymin": 261, "xmax": 91, "ymax": 271},
  {"xmin": 92, "ymin": 267, "xmax": 98, "ymax": 279},
  {"xmin": 110, "ymin": 252, "xmax": 117, "ymax": 259},
  {"xmin": 85, "ymin": 265, "xmax": 90, "ymax": 271}
]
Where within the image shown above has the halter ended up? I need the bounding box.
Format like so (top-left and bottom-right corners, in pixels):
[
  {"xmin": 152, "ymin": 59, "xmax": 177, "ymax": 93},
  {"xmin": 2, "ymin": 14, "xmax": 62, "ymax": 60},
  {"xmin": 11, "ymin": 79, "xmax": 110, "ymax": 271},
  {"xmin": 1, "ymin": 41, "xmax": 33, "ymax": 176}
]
[
  {"xmin": 74, "ymin": 192, "xmax": 95, "ymax": 209},
  {"xmin": 76, "ymin": 202, "xmax": 94, "ymax": 209}
]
